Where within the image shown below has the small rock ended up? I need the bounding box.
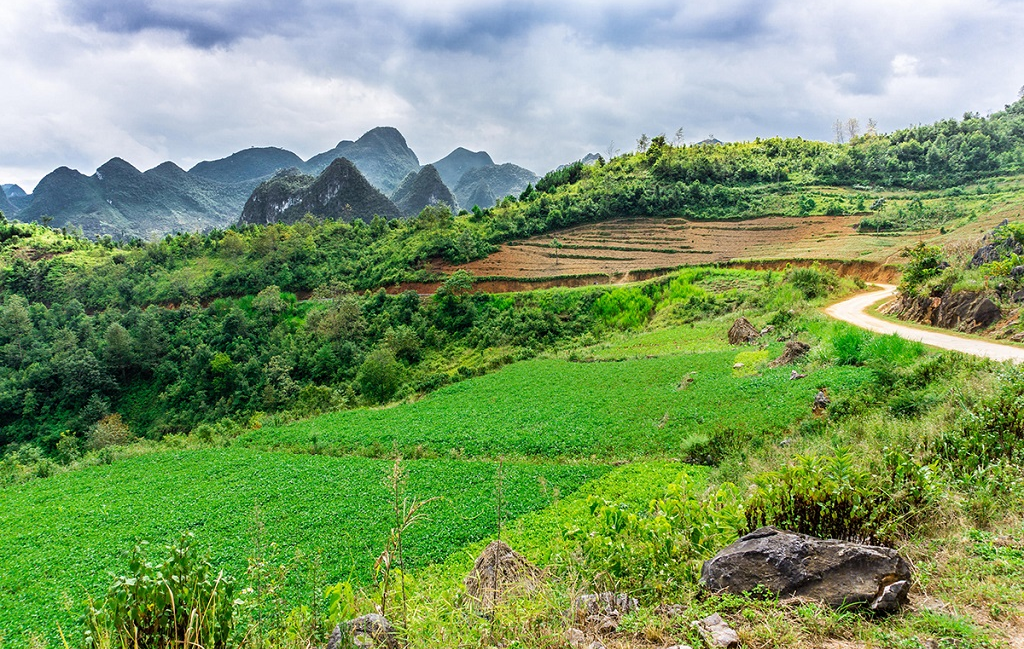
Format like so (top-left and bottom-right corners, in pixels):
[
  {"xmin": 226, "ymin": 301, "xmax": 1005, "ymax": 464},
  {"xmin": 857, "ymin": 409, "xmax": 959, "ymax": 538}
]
[
  {"xmin": 587, "ymin": 642, "xmax": 607, "ymax": 649},
  {"xmin": 464, "ymin": 540, "xmax": 540, "ymax": 610},
  {"xmin": 594, "ymin": 616, "xmax": 618, "ymax": 634},
  {"xmin": 575, "ymin": 592, "xmax": 638, "ymax": 619},
  {"xmin": 871, "ymin": 579, "xmax": 911, "ymax": 613},
  {"xmin": 326, "ymin": 614, "xmax": 399, "ymax": 649},
  {"xmin": 733, "ymin": 362, "xmax": 744, "ymax": 369},
  {"xmin": 813, "ymin": 388, "xmax": 830, "ymax": 414},
  {"xmin": 665, "ymin": 646, "xmax": 694, "ymax": 649},
  {"xmin": 566, "ymin": 628, "xmax": 587, "ymax": 648},
  {"xmin": 693, "ymin": 613, "xmax": 740, "ymax": 648},
  {"xmin": 759, "ymin": 325, "xmax": 775, "ymax": 335},
  {"xmin": 790, "ymin": 370, "xmax": 807, "ymax": 380}
]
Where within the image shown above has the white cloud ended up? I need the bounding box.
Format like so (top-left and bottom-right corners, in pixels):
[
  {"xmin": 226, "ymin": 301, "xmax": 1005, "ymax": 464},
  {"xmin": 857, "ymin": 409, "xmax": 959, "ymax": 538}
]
[{"xmin": 2, "ymin": 0, "xmax": 1024, "ymax": 192}]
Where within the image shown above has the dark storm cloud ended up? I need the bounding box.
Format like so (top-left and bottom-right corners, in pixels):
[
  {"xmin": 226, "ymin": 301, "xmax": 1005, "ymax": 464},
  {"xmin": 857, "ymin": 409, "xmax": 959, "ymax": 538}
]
[{"xmin": 64, "ymin": 0, "xmax": 322, "ymax": 47}]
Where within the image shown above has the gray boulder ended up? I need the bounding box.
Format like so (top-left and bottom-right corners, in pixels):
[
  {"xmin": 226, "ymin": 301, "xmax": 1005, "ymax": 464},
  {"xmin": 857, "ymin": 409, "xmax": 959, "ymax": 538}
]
[
  {"xmin": 325, "ymin": 614, "xmax": 399, "ymax": 649},
  {"xmin": 700, "ymin": 527, "xmax": 912, "ymax": 613},
  {"xmin": 693, "ymin": 613, "xmax": 740, "ymax": 648}
]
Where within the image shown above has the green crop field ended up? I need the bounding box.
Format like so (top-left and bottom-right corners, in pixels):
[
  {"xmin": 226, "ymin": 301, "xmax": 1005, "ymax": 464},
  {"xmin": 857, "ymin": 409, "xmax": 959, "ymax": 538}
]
[
  {"xmin": 240, "ymin": 348, "xmax": 871, "ymax": 459},
  {"xmin": 0, "ymin": 449, "xmax": 608, "ymax": 647}
]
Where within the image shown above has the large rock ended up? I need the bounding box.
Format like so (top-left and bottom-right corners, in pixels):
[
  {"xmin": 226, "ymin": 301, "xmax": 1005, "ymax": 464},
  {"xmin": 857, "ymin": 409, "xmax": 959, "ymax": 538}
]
[
  {"xmin": 325, "ymin": 614, "xmax": 398, "ymax": 649},
  {"xmin": 464, "ymin": 540, "xmax": 541, "ymax": 610},
  {"xmin": 883, "ymin": 290, "xmax": 1000, "ymax": 332},
  {"xmin": 700, "ymin": 527, "xmax": 912, "ymax": 613},
  {"xmin": 728, "ymin": 317, "xmax": 761, "ymax": 345}
]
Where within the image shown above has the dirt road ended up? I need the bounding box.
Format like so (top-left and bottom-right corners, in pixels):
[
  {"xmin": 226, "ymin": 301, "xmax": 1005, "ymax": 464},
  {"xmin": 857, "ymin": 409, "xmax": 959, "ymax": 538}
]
[{"xmin": 825, "ymin": 284, "xmax": 1024, "ymax": 363}]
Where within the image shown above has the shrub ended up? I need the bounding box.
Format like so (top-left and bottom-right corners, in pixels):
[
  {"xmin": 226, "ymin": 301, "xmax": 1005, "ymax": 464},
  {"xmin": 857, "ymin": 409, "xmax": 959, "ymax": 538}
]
[
  {"xmin": 785, "ymin": 264, "xmax": 838, "ymax": 299},
  {"xmin": 568, "ymin": 472, "xmax": 745, "ymax": 596},
  {"xmin": 85, "ymin": 533, "xmax": 238, "ymax": 649},
  {"xmin": 87, "ymin": 413, "xmax": 136, "ymax": 451},
  {"xmin": 592, "ymin": 287, "xmax": 654, "ymax": 330}
]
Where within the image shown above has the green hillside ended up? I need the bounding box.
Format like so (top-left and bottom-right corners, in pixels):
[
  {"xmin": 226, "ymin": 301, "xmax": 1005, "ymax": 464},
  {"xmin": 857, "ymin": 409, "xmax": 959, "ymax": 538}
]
[{"xmin": 0, "ymin": 448, "xmax": 607, "ymax": 646}]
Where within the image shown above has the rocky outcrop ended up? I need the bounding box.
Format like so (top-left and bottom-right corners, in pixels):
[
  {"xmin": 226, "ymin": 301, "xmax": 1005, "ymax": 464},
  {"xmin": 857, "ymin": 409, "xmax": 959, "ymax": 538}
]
[
  {"xmin": 464, "ymin": 540, "xmax": 541, "ymax": 610},
  {"xmin": 727, "ymin": 317, "xmax": 760, "ymax": 345},
  {"xmin": 700, "ymin": 527, "xmax": 912, "ymax": 613},
  {"xmin": 882, "ymin": 290, "xmax": 1000, "ymax": 332}
]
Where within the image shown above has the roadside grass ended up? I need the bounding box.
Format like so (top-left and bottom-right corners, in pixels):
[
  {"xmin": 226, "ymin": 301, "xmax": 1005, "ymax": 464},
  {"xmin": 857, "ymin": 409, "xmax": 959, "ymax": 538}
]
[{"xmin": 0, "ymin": 449, "xmax": 609, "ymax": 648}]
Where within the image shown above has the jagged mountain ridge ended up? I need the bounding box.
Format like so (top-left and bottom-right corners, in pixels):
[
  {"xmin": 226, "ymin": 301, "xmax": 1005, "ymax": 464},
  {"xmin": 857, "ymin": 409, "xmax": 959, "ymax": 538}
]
[
  {"xmin": 7, "ymin": 128, "xmax": 539, "ymax": 238},
  {"xmin": 239, "ymin": 158, "xmax": 402, "ymax": 225},
  {"xmin": 391, "ymin": 165, "xmax": 458, "ymax": 217},
  {"xmin": 0, "ymin": 190, "xmax": 16, "ymax": 218},
  {"xmin": 16, "ymin": 159, "xmax": 251, "ymax": 239},
  {"xmin": 453, "ymin": 163, "xmax": 539, "ymax": 210}
]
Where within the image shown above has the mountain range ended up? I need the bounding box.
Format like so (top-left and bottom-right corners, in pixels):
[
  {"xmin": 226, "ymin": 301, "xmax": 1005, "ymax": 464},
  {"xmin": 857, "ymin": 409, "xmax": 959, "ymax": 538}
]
[{"xmin": 1, "ymin": 127, "xmax": 539, "ymax": 239}]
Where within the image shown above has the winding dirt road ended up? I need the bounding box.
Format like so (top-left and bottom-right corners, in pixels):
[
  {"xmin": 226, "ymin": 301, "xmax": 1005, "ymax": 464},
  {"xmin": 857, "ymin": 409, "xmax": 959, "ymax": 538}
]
[{"xmin": 825, "ymin": 284, "xmax": 1024, "ymax": 364}]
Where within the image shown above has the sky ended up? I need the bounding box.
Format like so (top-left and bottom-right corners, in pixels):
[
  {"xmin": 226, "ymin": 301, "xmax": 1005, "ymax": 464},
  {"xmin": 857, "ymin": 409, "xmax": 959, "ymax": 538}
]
[{"xmin": 3, "ymin": 0, "xmax": 1024, "ymax": 193}]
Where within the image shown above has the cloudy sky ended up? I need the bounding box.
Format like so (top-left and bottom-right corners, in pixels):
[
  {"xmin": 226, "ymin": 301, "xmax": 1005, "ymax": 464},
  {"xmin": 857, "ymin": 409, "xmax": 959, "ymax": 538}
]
[{"xmin": 3, "ymin": 0, "xmax": 1024, "ymax": 192}]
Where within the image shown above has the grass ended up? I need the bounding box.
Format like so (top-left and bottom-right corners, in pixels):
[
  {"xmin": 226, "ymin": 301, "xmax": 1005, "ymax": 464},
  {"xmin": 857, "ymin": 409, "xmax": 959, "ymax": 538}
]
[
  {"xmin": 0, "ymin": 448, "xmax": 609, "ymax": 648},
  {"xmin": 239, "ymin": 349, "xmax": 871, "ymax": 460}
]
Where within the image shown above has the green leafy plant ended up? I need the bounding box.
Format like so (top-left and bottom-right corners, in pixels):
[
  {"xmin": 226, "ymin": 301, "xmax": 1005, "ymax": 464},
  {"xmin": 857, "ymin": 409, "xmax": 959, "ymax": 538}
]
[{"xmin": 85, "ymin": 532, "xmax": 239, "ymax": 649}]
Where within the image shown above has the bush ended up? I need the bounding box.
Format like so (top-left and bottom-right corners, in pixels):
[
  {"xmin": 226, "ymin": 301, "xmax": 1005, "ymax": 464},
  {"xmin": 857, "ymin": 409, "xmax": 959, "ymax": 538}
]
[
  {"xmin": 569, "ymin": 473, "xmax": 745, "ymax": 597},
  {"xmin": 85, "ymin": 533, "xmax": 238, "ymax": 649},
  {"xmin": 592, "ymin": 287, "xmax": 654, "ymax": 330},
  {"xmin": 785, "ymin": 264, "xmax": 838, "ymax": 299}
]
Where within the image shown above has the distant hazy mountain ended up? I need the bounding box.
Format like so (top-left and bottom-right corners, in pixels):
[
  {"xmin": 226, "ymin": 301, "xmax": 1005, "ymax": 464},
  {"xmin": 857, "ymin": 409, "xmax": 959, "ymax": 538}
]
[
  {"xmin": 304, "ymin": 127, "xmax": 420, "ymax": 195},
  {"xmin": 0, "ymin": 190, "xmax": 16, "ymax": 218},
  {"xmin": 453, "ymin": 163, "xmax": 539, "ymax": 210},
  {"xmin": 391, "ymin": 165, "xmax": 457, "ymax": 217},
  {"xmin": 189, "ymin": 147, "xmax": 305, "ymax": 185},
  {"xmin": 240, "ymin": 158, "xmax": 401, "ymax": 225},
  {"xmin": 14, "ymin": 126, "xmax": 536, "ymax": 238},
  {"xmin": 2, "ymin": 184, "xmax": 30, "ymax": 212},
  {"xmin": 430, "ymin": 148, "xmax": 494, "ymax": 189},
  {"xmin": 17, "ymin": 158, "xmax": 247, "ymax": 239}
]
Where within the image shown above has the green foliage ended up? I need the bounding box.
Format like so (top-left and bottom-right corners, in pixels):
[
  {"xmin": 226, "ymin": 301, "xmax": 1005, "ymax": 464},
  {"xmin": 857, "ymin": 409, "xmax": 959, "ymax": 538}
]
[
  {"xmin": 900, "ymin": 242, "xmax": 947, "ymax": 294},
  {"xmin": 785, "ymin": 263, "xmax": 838, "ymax": 299},
  {"xmin": 592, "ymin": 287, "xmax": 654, "ymax": 330},
  {"xmin": 745, "ymin": 446, "xmax": 941, "ymax": 546},
  {"xmin": 242, "ymin": 351, "xmax": 870, "ymax": 459},
  {"xmin": 0, "ymin": 449, "xmax": 606, "ymax": 647},
  {"xmin": 85, "ymin": 532, "xmax": 238, "ymax": 649},
  {"xmin": 569, "ymin": 472, "xmax": 744, "ymax": 597},
  {"xmin": 357, "ymin": 347, "xmax": 404, "ymax": 404}
]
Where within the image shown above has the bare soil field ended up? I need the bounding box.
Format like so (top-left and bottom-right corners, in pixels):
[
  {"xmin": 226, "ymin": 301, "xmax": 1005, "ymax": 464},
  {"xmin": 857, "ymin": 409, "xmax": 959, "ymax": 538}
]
[{"xmin": 436, "ymin": 209, "xmax": 1014, "ymax": 285}]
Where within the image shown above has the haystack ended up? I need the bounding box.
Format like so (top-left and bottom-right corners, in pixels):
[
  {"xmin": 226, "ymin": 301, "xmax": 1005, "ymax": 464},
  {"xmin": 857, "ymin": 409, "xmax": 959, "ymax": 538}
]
[
  {"xmin": 728, "ymin": 317, "xmax": 760, "ymax": 345},
  {"xmin": 464, "ymin": 540, "xmax": 541, "ymax": 610},
  {"xmin": 769, "ymin": 340, "xmax": 810, "ymax": 367}
]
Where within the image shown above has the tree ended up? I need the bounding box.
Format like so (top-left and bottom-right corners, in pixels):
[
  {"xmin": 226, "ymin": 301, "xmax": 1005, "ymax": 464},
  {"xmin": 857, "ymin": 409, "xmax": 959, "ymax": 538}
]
[
  {"xmin": 673, "ymin": 127, "xmax": 685, "ymax": 146},
  {"xmin": 833, "ymin": 119, "xmax": 846, "ymax": 144},
  {"xmin": 866, "ymin": 118, "xmax": 878, "ymax": 136},
  {"xmin": 550, "ymin": 238, "xmax": 563, "ymax": 265},
  {"xmin": 846, "ymin": 118, "xmax": 860, "ymax": 141},
  {"xmin": 103, "ymin": 322, "xmax": 135, "ymax": 382},
  {"xmin": 357, "ymin": 347, "xmax": 403, "ymax": 404},
  {"xmin": 636, "ymin": 133, "xmax": 650, "ymax": 153}
]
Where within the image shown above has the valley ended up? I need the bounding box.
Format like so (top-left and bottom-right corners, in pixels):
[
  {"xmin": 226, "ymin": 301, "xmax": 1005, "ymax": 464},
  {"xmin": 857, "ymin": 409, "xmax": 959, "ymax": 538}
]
[{"xmin": 3, "ymin": 100, "xmax": 1024, "ymax": 649}]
